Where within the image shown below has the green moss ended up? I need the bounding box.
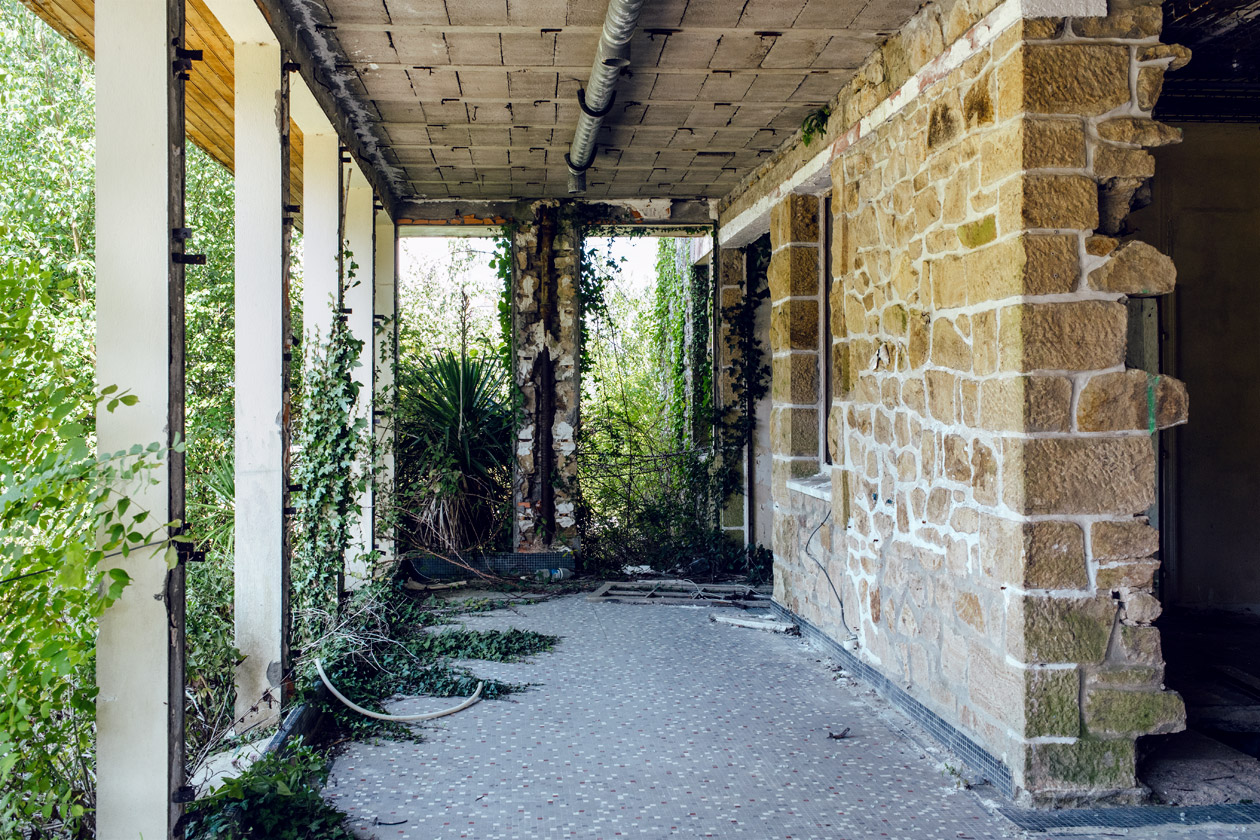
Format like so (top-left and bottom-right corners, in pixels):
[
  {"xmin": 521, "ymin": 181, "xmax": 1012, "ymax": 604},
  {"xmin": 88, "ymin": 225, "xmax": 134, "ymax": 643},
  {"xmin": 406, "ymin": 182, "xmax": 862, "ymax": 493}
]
[
  {"xmin": 958, "ymin": 214, "xmax": 998, "ymax": 248},
  {"xmin": 1025, "ymin": 668, "xmax": 1080, "ymax": 738},
  {"xmin": 1085, "ymin": 688, "xmax": 1184, "ymax": 736},
  {"xmin": 1027, "ymin": 738, "xmax": 1135, "ymax": 789}
]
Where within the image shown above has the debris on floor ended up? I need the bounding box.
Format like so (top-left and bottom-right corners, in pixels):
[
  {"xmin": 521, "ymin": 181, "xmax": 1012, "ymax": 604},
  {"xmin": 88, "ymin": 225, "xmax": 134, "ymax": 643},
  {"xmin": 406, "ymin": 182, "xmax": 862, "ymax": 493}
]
[
  {"xmin": 587, "ymin": 579, "xmax": 770, "ymax": 606},
  {"xmin": 708, "ymin": 611, "xmax": 799, "ymax": 634}
]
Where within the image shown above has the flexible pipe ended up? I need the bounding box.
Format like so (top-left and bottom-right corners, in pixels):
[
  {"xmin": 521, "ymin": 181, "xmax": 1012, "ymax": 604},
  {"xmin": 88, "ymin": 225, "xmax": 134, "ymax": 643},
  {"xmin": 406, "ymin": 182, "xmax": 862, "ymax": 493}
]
[
  {"xmin": 566, "ymin": 0, "xmax": 645, "ymax": 192},
  {"xmin": 315, "ymin": 659, "xmax": 484, "ymax": 722}
]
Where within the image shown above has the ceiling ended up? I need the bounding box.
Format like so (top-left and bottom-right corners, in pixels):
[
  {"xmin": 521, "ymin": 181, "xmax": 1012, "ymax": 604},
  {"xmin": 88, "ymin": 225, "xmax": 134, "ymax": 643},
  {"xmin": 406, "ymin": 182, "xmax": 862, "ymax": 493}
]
[
  {"xmin": 296, "ymin": 0, "xmax": 922, "ymax": 205},
  {"xmin": 1158, "ymin": 0, "xmax": 1260, "ymax": 121}
]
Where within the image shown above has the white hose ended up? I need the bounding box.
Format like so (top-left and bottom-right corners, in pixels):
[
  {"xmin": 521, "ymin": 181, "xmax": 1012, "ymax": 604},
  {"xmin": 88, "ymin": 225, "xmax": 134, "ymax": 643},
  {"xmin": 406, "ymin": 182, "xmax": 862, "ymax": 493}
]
[{"xmin": 315, "ymin": 659, "xmax": 484, "ymax": 723}]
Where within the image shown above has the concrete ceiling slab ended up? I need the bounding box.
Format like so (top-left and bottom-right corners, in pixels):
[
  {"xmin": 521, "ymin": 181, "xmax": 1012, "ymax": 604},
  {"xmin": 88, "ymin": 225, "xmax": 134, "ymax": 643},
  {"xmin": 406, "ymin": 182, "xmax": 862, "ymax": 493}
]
[{"xmin": 306, "ymin": 0, "xmax": 922, "ymax": 203}]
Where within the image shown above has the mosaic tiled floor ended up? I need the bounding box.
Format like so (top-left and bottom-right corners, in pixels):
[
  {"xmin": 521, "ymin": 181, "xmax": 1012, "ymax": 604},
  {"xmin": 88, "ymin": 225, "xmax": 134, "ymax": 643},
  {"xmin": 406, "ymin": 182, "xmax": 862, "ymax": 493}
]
[{"xmin": 324, "ymin": 595, "xmax": 1259, "ymax": 839}]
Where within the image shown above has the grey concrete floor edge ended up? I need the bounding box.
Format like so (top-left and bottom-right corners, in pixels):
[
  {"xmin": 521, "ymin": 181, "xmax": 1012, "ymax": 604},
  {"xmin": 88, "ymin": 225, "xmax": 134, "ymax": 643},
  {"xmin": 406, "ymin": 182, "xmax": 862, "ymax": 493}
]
[{"xmin": 322, "ymin": 594, "xmax": 1259, "ymax": 839}]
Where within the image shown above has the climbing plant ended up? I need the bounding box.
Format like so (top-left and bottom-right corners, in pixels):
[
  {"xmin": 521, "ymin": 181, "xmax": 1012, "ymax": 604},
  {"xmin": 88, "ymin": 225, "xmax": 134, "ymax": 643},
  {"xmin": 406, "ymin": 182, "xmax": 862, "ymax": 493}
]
[
  {"xmin": 0, "ymin": 258, "xmax": 173, "ymax": 837},
  {"xmin": 575, "ymin": 233, "xmax": 770, "ymax": 580},
  {"xmin": 290, "ymin": 255, "xmax": 370, "ymax": 652}
]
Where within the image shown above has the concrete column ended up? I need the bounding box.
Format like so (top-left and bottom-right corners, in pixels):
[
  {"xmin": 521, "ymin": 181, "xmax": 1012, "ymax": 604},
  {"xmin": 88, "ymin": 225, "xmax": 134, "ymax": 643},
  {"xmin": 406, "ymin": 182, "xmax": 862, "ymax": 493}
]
[
  {"xmin": 374, "ymin": 209, "xmax": 397, "ymax": 564},
  {"xmin": 292, "ymin": 81, "xmax": 339, "ymax": 344},
  {"xmin": 94, "ymin": 1, "xmax": 180, "ymax": 835},
  {"xmin": 344, "ymin": 162, "xmax": 375, "ymax": 584},
  {"xmin": 511, "ymin": 202, "xmax": 581, "ymax": 551},
  {"xmin": 233, "ymin": 37, "xmax": 285, "ymax": 730}
]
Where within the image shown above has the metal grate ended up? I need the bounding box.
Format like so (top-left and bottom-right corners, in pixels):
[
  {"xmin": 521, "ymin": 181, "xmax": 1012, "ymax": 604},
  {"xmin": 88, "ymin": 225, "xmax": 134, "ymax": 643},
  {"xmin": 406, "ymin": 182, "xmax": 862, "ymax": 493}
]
[{"xmin": 1000, "ymin": 803, "xmax": 1260, "ymax": 832}]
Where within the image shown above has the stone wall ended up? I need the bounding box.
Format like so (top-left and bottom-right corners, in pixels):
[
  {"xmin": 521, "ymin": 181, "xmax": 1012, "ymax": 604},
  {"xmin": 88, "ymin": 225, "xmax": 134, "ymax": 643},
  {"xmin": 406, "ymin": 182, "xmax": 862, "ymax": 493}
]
[
  {"xmin": 512, "ymin": 201, "xmax": 580, "ymax": 551},
  {"xmin": 752, "ymin": 0, "xmax": 1191, "ymax": 805}
]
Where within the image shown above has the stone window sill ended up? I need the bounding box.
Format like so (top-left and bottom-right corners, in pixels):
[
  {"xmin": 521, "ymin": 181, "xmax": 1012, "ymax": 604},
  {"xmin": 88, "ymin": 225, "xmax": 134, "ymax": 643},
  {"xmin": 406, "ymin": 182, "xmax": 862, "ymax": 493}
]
[{"xmin": 786, "ymin": 472, "xmax": 831, "ymax": 502}]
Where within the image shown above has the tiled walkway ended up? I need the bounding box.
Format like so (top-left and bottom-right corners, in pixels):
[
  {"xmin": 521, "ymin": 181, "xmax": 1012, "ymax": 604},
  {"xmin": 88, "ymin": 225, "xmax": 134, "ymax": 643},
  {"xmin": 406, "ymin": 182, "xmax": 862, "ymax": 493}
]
[{"xmin": 324, "ymin": 594, "xmax": 1256, "ymax": 839}]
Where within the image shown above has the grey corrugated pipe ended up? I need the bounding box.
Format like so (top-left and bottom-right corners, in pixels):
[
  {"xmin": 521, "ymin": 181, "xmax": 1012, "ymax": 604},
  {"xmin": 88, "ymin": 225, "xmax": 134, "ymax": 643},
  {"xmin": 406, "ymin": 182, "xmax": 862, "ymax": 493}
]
[{"xmin": 566, "ymin": 0, "xmax": 644, "ymax": 194}]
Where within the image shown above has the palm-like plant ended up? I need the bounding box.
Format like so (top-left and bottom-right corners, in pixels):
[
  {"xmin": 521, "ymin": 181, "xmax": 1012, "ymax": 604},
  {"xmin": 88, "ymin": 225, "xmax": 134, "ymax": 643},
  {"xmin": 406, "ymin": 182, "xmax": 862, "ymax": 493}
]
[{"xmin": 395, "ymin": 351, "xmax": 513, "ymax": 555}]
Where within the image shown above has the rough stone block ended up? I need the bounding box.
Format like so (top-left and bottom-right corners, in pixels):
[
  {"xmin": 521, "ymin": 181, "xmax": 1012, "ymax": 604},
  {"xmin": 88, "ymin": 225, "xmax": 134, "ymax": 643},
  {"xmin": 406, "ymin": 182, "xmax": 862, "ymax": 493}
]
[
  {"xmin": 772, "ymin": 353, "xmax": 820, "ymax": 405},
  {"xmin": 1096, "ymin": 117, "xmax": 1182, "ymax": 148},
  {"xmin": 979, "ymin": 375, "xmax": 1073, "ymax": 432},
  {"xmin": 768, "ymin": 246, "xmax": 820, "ymax": 302},
  {"xmin": 998, "ymin": 301, "xmax": 1126, "ymax": 372},
  {"xmin": 1092, "ymin": 519, "xmax": 1159, "ymax": 561},
  {"xmin": 958, "ymin": 215, "xmax": 997, "ymax": 249},
  {"xmin": 1003, "ymin": 437, "xmax": 1155, "ymax": 516},
  {"xmin": 1076, "ymin": 370, "xmax": 1188, "ymax": 432},
  {"xmin": 1138, "ymin": 43, "xmax": 1192, "ymax": 71},
  {"xmin": 771, "ymin": 299, "xmax": 820, "ymax": 352},
  {"xmin": 1021, "ymin": 45, "xmax": 1132, "ymax": 116},
  {"xmin": 1084, "ymin": 688, "xmax": 1185, "ymax": 737},
  {"xmin": 971, "ymin": 441, "xmax": 999, "ymax": 506},
  {"xmin": 1093, "ymin": 145, "xmax": 1156, "ymax": 180},
  {"xmin": 956, "ymin": 591, "xmax": 986, "ymax": 633},
  {"xmin": 1087, "ymin": 240, "xmax": 1176, "ymax": 296},
  {"xmin": 1027, "ymin": 668, "xmax": 1081, "ymax": 738},
  {"xmin": 771, "ymin": 406, "xmax": 819, "ymax": 457},
  {"xmin": 1025, "ymin": 521, "xmax": 1088, "ymax": 589},
  {"xmin": 1137, "ymin": 66, "xmax": 1165, "ymax": 111},
  {"xmin": 931, "ymin": 317, "xmax": 973, "ymax": 372},
  {"xmin": 1018, "ymin": 174, "xmax": 1099, "ymax": 230},
  {"xmin": 1096, "ymin": 560, "xmax": 1159, "ymax": 590},
  {"xmin": 1019, "ymin": 594, "xmax": 1116, "ymax": 664},
  {"xmin": 1024, "ymin": 118, "xmax": 1088, "ymax": 169},
  {"xmin": 1119, "ymin": 625, "xmax": 1163, "ymax": 666},
  {"xmin": 1025, "ymin": 739, "xmax": 1136, "ymax": 793},
  {"xmin": 970, "ymin": 644, "xmax": 1023, "ymax": 725},
  {"xmin": 771, "ymin": 194, "xmax": 820, "ymax": 246},
  {"xmin": 925, "ymin": 370, "xmax": 958, "ymax": 423}
]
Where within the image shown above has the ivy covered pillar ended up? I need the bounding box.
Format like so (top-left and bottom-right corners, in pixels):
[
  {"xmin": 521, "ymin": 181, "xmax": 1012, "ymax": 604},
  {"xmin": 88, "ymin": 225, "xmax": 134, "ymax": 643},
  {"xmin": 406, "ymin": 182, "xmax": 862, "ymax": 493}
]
[
  {"xmin": 512, "ymin": 201, "xmax": 581, "ymax": 552},
  {"xmin": 94, "ymin": 0, "xmax": 186, "ymax": 834},
  {"xmin": 230, "ymin": 22, "xmax": 286, "ymax": 731},
  {"xmin": 343, "ymin": 161, "xmax": 376, "ymax": 584}
]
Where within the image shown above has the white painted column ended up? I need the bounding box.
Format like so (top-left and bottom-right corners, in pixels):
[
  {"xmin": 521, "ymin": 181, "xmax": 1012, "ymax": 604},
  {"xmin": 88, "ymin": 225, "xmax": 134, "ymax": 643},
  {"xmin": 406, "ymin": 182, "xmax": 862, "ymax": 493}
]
[
  {"xmin": 95, "ymin": 2, "xmax": 176, "ymax": 836},
  {"xmin": 292, "ymin": 81, "xmax": 340, "ymax": 344},
  {"xmin": 344, "ymin": 162, "xmax": 376, "ymax": 584},
  {"xmin": 374, "ymin": 209, "xmax": 397, "ymax": 565},
  {"xmin": 232, "ymin": 37, "xmax": 285, "ymax": 729}
]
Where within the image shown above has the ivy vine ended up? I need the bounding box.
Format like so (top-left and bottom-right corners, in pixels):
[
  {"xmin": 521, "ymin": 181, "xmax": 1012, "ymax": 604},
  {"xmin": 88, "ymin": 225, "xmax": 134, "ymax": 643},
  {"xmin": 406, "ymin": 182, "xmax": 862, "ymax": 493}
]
[{"xmin": 290, "ymin": 250, "xmax": 371, "ymax": 652}]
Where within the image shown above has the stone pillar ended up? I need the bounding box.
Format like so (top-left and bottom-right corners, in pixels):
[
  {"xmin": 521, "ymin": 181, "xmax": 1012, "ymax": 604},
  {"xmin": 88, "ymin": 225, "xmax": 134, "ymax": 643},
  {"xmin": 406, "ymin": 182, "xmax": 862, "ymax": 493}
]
[
  {"xmin": 232, "ymin": 36, "xmax": 286, "ymax": 731},
  {"xmin": 94, "ymin": 0, "xmax": 183, "ymax": 834},
  {"xmin": 373, "ymin": 208, "xmax": 396, "ymax": 564},
  {"xmin": 343, "ymin": 161, "xmax": 376, "ymax": 583},
  {"xmin": 512, "ymin": 202, "xmax": 581, "ymax": 551},
  {"xmin": 993, "ymin": 7, "xmax": 1189, "ymax": 802},
  {"xmin": 767, "ymin": 196, "xmax": 824, "ymax": 499}
]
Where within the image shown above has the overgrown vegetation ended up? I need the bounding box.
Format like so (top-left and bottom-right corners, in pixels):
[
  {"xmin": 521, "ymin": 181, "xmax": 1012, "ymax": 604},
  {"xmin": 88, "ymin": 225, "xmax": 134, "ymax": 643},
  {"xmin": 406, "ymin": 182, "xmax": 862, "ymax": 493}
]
[
  {"xmin": 575, "ymin": 233, "xmax": 772, "ymax": 582},
  {"xmin": 0, "ymin": 3, "xmax": 248, "ymax": 833},
  {"xmin": 296, "ymin": 581, "xmax": 556, "ymax": 742},
  {"xmin": 183, "ymin": 743, "xmax": 354, "ymax": 840},
  {"xmin": 291, "ymin": 277, "xmax": 371, "ymax": 652},
  {"xmin": 392, "ymin": 239, "xmax": 515, "ymax": 568}
]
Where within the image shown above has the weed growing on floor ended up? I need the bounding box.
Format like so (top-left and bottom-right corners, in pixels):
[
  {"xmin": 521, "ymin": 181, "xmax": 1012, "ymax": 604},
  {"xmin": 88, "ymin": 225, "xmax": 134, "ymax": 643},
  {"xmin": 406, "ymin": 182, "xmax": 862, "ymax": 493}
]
[
  {"xmin": 182, "ymin": 742, "xmax": 353, "ymax": 840},
  {"xmin": 297, "ymin": 581, "xmax": 559, "ymax": 742}
]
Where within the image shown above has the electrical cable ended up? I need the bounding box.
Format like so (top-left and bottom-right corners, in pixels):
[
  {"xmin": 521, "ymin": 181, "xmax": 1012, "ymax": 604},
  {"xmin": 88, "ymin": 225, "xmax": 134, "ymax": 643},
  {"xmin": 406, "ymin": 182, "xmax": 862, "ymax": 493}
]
[
  {"xmin": 801, "ymin": 508, "xmax": 857, "ymax": 641},
  {"xmin": 315, "ymin": 659, "xmax": 484, "ymax": 723}
]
